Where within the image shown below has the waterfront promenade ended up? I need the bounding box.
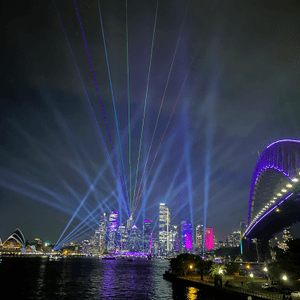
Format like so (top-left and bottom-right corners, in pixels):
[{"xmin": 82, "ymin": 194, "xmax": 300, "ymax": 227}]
[{"xmin": 163, "ymin": 272, "xmax": 285, "ymax": 300}]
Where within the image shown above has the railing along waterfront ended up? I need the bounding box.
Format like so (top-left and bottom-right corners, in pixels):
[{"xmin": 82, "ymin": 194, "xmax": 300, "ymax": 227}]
[{"xmin": 166, "ymin": 274, "xmax": 284, "ymax": 300}]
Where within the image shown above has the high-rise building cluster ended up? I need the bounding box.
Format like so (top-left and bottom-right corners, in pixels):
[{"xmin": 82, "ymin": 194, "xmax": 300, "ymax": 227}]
[{"xmin": 80, "ymin": 203, "xmax": 225, "ymax": 255}]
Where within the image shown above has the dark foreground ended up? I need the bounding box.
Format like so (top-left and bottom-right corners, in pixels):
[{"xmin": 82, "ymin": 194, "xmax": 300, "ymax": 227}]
[{"xmin": 163, "ymin": 272, "xmax": 284, "ymax": 300}]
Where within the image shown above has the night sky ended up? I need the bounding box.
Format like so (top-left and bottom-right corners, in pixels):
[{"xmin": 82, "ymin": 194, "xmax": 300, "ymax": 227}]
[{"xmin": 1, "ymin": 0, "xmax": 300, "ymax": 245}]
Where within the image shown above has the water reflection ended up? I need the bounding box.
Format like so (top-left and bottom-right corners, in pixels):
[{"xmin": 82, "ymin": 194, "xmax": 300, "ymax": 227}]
[
  {"xmin": 0, "ymin": 257, "xmax": 204, "ymax": 299},
  {"xmin": 186, "ymin": 287, "xmax": 199, "ymax": 300}
]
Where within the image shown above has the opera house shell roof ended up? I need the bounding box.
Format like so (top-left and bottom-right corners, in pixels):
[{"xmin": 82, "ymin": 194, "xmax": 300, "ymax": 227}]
[{"xmin": 0, "ymin": 228, "xmax": 26, "ymax": 250}]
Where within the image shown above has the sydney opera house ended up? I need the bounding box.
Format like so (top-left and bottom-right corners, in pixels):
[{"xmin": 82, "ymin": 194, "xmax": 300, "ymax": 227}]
[{"xmin": 0, "ymin": 228, "xmax": 36, "ymax": 253}]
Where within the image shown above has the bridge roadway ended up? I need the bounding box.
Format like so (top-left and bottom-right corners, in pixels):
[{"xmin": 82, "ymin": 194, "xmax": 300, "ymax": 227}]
[{"xmin": 245, "ymin": 191, "xmax": 300, "ymax": 240}]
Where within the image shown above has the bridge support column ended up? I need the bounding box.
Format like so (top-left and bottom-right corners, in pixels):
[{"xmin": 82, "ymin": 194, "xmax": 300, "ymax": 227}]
[{"xmin": 256, "ymin": 238, "xmax": 271, "ymax": 262}]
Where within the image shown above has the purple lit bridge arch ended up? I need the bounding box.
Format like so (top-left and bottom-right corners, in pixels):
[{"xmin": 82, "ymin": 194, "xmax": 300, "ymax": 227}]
[{"xmin": 245, "ymin": 139, "xmax": 300, "ymax": 239}]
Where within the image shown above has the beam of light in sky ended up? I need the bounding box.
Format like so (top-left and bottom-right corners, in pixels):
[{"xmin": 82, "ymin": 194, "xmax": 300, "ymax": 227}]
[
  {"xmin": 203, "ymin": 89, "xmax": 216, "ymax": 256},
  {"xmin": 0, "ymin": 179, "xmax": 72, "ymax": 216},
  {"xmin": 97, "ymin": 0, "xmax": 129, "ymax": 205},
  {"xmin": 55, "ymin": 193, "xmax": 114, "ymax": 249},
  {"xmin": 133, "ymin": 131, "xmax": 177, "ymax": 217},
  {"xmin": 134, "ymin": 0, "xmax": 190, "ymax": 207},
  {"xmin": 54, "ymin": 162, "xmax": 117, "ymax": 249},
  {"xmin": 74, "ymin": 0, "xmax": 130, "ymax": 216},
  {"xmin": 132, "ymin": 17, "xmax": 211, "ymax": 213},
  {"xmin": 53, "ymin": 1, "xmax": 128, "ymax": 211},
  {"xmin": 125, "ymin": 0, "xmax": 132, "ymax": 214},
  {"xmin": 133, "ymin": 65, "xmax": 192, "ymax": 214},
  {"xmin": 133, "ymin": 0, "xmax": 159, "ymax": 208}
]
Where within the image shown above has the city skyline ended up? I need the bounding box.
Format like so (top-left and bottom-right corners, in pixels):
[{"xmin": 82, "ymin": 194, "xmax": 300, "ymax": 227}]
[{"xmin": 1, "ymin": 0, "xmax": 300, "ymax": 245}]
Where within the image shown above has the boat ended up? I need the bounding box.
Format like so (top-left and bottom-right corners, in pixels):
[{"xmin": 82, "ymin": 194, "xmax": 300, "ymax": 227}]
[
  {"xmin": 101, "ymin": 256, "xmax": 116, "ymax": 260},
  {"xmin": 49, "ymin": 255, "xmax": 62, "ymax": 261},
  {"xmin": 127, "ymin": 258, "xmax": 134, "ymax": 262}
]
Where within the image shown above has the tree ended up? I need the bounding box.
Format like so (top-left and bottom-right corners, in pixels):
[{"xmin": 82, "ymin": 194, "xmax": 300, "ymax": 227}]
[
  {"xmin": 226, "ymin": 262, "xmax": 240, "ymax": 275},
  {"xmin": 209, "ymin": 263, "xmax": 227, "ymax": 277},
  {"xmin": 170, "ymin": 253, "xmax": 205, "ymax": 276},
  {"xmin": 275, "ymin": 239, "xmax": 300, "ymax": 280}
]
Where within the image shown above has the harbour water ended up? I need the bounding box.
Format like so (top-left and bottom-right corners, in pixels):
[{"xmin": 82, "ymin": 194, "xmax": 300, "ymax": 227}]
[{"xmin": 0, "ymin": 256, "xmax": 201, "ymax": 299}]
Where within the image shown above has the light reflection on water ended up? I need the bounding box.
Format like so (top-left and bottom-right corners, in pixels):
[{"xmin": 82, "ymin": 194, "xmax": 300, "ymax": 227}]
[{"xmin": 0, "ymin": 257, "xmax": 201, "ymax": 299}]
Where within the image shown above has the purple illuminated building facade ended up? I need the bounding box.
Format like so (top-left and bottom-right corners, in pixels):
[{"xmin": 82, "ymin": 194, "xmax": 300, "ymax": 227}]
[
  {"xmin": 108, "ymin": 211, "xmax": 118, "ymax": 231},
  {"xmin": 205, "ymin": 227, "xmax": 214, "ymax": 250},
  {"xmin": 181, "ymin": 220, "xmax": 193, "ymax": 251}
]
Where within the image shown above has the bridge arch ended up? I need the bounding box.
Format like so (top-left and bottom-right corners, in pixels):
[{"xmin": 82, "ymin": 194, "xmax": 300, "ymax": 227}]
[{"xmin": 248, "ymin": 139, "xmax": 300, "ymax": 230}]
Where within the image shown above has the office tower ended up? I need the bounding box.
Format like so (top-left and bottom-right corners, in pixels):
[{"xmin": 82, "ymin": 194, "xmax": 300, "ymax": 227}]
[
  {"xmin": 214, "ymin": 235, "xmax": 218, "ymax": 249},
  {"xmin": 98, "ymin": 213, "xmax": 108, "ymax": 252},
  {"xmin": 218, "ymin": 241, "xmax": 225, "ymax": 248},
  {"xmin": 108, "ymin": 211, "xmax": 118, "ymax": 251},
  {"xmin": 117, "ymin": 225, "xmax": 127, "ymax": 252},
  {"xmin": 159, "ymin": 203, "xmax": 170, "ymax": 254},
  {"xmin": 143, "ymin": 220, "xmax": 152, "ymax": 252},
  {"xmin": 127, "ymin": 225, "xmax": 141, "ymax": 252},
  {"xmin": 195, "ymin": 225, "xmax": 204, "ymax": 252},
  {"xmin": 169, "ymin": 225, "xmax": 179, "ymax": 252},
  {"xmin": 227, "ymin": 229, "xmax": 241, "ymax": 247},
  {"xmin": 127, "ymin": 215, "xmax": 134, "ymax": 230},
  {"xmin": 205, "ymin": 227, "xmax": 214, "ymax": 250},
  {"xmin": 181, "ymin": 220, "xmax": 193, "ymax": 251}
]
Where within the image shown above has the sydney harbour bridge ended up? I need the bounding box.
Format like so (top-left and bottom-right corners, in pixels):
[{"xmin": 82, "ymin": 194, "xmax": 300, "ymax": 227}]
[{"xmin": 243, "ymin": 139, "xmax": 300, "ymax": 259}]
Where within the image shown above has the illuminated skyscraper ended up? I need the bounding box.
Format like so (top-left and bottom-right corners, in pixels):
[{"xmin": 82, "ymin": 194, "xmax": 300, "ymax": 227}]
[
  {"xmin": 117, "ymin": 225, "xmax": 127, "ymax": 252},
  {"xmin": 169, "ymin": 225, "xmax": 179, "ymax": 252},
  {"xmin": 227, "ymin": 230, "xmax": 241, "ymax": 247},
  {"xmin": 98, "ymin": 213, "xmax": 108, "ymax": 253},
  {"xmin": 127, "ymin": 225, "xmax": 141, "ymax": 252},
  {"xmin": 205, "ymin": 227, "xmax": 214, "ymax": 250},
  {"xmin": 159, "ymin": 203, "xmax": 170, "ymax": 254},
  {"xmin": 195, "ymin": 225, "xmax": 204, "ymax": 252},
  {"xmin": 127, "ymin": 215, "xmax": 134, "ymax": 230},
  {"xmin": 181, "ymin": 220, "xmax": 193, "ymax": 251},
  {"xmin": 143, "ymin": 220, "xmax": 152, "ymax": 252},
  {"xmin": 108, "ymin": 211, "xmax": 118, "ymax": 251}
]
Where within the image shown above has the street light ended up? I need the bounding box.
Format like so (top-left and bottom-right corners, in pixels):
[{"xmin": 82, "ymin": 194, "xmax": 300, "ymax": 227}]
[
  {"xmin": 282, "ymin": 275, "xmax": 288, "ymax": 281},
  {"xmin": 190, "ymin": 265, "xmax": 193, "ymax": 270},
  {"xmin": 250, "ymin": 273, "xmax": 254, "ymax": 278}
]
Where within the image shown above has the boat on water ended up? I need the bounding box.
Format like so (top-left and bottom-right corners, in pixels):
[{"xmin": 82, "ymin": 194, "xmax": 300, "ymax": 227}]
[
  {"xmin": 49, "ymin": 256, "xmax": 63, "ymax": 261},
  {"xmin": 101, "ymin": 256, "xmax": 116, "ymax": 260},
  {"xmin": 127, "ymin": 258, "xmax": 134, "ymax": 262}
]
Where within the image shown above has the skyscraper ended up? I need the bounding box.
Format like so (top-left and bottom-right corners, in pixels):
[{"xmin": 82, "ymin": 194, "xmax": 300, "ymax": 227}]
[
  {"xmin": 159, "ymin": 203, "xmax": 170, "ymax": 254},
  {"xmin": 117, "ymin": 225, "xmax": 127, "ymax": 252},
  {"xmin": 169, "ymin": 225, "xmax": 179, "ymax": 252},
  {"xmin": 195, "ymin": 225, "xmax": 204, "ymax": 252},
  {"xmin": 181, "ymin": 220, "xmax": 193, "ymax": 251},
  {"xmin": 127, "ymin": 215, "xmax": 134, "ymax": 230},
  {"xmin": 100, "ymin": 213, "xmax": 108, "ymax": 250},
  {"xmin": 143, "ymin": 220, "xmax": 152, "ymax": 252},
  {"xmin": 205, "ymin": 227, "xmax": 214, "ymax": 250},
  {"xmin": 108, "ymin": 211, "xmax": 118, "ymax": 251},
  {"xmin": 127, "ymin": 225, "xmax": 141, "ymax": 252}
]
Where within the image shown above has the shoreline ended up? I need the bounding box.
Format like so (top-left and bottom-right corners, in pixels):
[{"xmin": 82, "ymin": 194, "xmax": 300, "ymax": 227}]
[{"xmin": 163, "ymin": 272, "xmax": 283, "ymax": 300}]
